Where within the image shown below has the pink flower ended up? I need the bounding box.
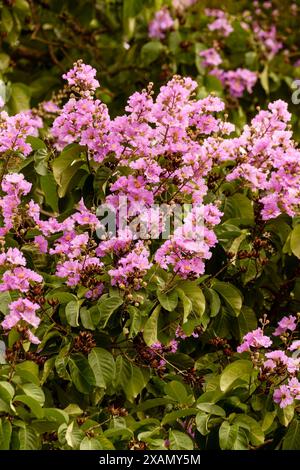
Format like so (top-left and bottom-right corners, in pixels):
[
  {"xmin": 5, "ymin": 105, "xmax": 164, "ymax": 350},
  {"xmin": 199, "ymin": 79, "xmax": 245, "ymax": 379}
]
[
  {"xmin": 149, "ymin": 8, "xmax": 174, "ymax": 40},
  {"xmin": 208, "ymin": 14, "xmax": 233, "ymax": 37},
  {"xmin": 288, "ymin": 340, "xmax": 300, "ymax": 351},
  {"xmin": 199, "ymin": 48, "xmax": 222, "ymax": 68},
  {"xmin": 26, "ymin": 330, "xmax": 41, "ymax": 345},
  {"xmin": 0, "ymin": 267, "xmax": 43, "ymax": 293},
  {"xmin": 2, "ymin": 173, "xmax": 32, "ymax": 196},
  {"xmin": 2, "ymin": 298, "xmax": 40, "ymax": 330},
  {"xmin": 273, "ymin": 385, "xmax": 294, "ymax": 408},
  {"xmin": 288, "ymin": 377, "xmax": 300, "ymax": 400},
  {"xmin": 62, "ymin": 60, "xmax": 99, "ymax": 94},
  {"xmin": 42, "ymin": 101, "xmax": 60, "ymax": 113},
  {"xmin": 273, "ymin": 315, "xmax": 297, "ymax": 336},
  {"xmin": 265, "ymin": 350, "xmax": 288, "ymax": 364},
  {"xmin": 34, "ymin": 235, "xmax": 48, "ymax": 254},
  {"xmin": 237, "ymin": 328, "xmax": 272, "ymax": 353}
]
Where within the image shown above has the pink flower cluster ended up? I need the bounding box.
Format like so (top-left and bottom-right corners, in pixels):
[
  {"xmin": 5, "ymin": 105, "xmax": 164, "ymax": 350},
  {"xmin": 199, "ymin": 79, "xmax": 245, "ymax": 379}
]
[
  {"xmin": 227, "ymin": 100, "xmax": 300, "ymax": 219},
  {"xmin": 62, "ymin": 60, "xmax": 100, "ymax": 96},
  {"xmin": 199, "ymin": 48, "xmax": 222, "ymax": 68},
  {"xmin": 237, "ymin": 315, "xmax": 300, "ymax": 408},
  {"xmin": 0, "ymin": 110, "xmax": 42, "ymax": 156},
  {"xmin": 205, "ymin": 8, "xmax": 233, "ymax": 37},
  {"xmin": 210, "ymin": 68, "xmax": 257, "ymax": 98},
  {"xmin": 253, "ymin": 24, "xmax": 282, "ymax": 59},
  {"xmin": 148, "ymin": 8, "xmax": 174, "ymax": 40},
  {"xmin": 0, "ymin": 243, "xmax": 42, "ymax": 343}
]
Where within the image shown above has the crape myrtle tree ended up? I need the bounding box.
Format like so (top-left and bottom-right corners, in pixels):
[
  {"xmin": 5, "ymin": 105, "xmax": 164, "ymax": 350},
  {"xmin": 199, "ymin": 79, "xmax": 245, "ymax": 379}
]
[{"xmin": 0, "ymin": 0, "xmax": 299, "ymax": 452}]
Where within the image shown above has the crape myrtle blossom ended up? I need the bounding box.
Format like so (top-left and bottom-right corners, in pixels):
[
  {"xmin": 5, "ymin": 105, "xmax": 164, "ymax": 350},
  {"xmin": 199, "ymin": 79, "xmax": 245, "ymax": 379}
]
[
  {"xmin": 253, "ymin": 24, "xmax": 283, "ymax": 59},
  {"xmin": 1, "ymin": 298, "xmax": 41, "ymax": 345},
  {"xmin": 0, "ymin": 110, "xmax": 42, "ymax": 156},
  {"xmin": 273, "ymin": 315, "xmax": 297, "ymax": 336},
  {"xmin": 62, "ymin": 60, "xmax": 100, "ymax": 95},
  {"xmin": 148, "ymin": 8, "xmax": 174, "ymax": 40},
  {"xmin": 226, "ymin": 100, "xmax": 300, "ymax": 220},
  {"xmin": 205, "ymin": 9, "xmax": 233, "ymax": 37},
  {"xmin": 199, "ymin": 48, "xmax": 222, "ymax": 68},
  {"xmin": 210, "ymin": 68, "xmax": 257, "ymax": 98},
  {"xmin": 0, "ymin": 173, "xmax": 32, "ymax": 235},
  {"xmin": 237, "ymin": 328, "xmax": 272, "ymax": 352},
  {"xmin": 237, "ymin": 314, "xmax": 300, "ymax": 408},
  {"xmin": 2, "ymin": 63, "xmax": 300, "ymax": 350}
]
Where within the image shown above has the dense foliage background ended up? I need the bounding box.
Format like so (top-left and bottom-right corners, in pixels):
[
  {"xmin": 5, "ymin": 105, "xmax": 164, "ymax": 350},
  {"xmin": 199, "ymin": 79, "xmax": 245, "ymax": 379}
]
[{"xmin": 0, "ymin": 0, "xmax": 299, "ymax": 451}]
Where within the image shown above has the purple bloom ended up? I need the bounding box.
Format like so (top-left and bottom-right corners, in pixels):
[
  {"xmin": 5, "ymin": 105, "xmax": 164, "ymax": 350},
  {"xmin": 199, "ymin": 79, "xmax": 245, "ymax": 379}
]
[
  {"xmin": 237, "ymin": 328, "xmax": 272, "ymax": 353},
  {"xmin": 2, "ymin": 298, "xmax": 40, "ymax": 330},
  {"xmin": 273, "ymin": 385, "xmax": 294, "ymax": 408},
  {"xmin": 148, "ymin": 8, "xmax": 174, "ymax": 40},
  {"xmin": 199, "ymin": 48, "xmax": 222, "ymax": 68},
  {"xmin": 273, "ymin": 315, "xmax": 297, "ymax": 336}
]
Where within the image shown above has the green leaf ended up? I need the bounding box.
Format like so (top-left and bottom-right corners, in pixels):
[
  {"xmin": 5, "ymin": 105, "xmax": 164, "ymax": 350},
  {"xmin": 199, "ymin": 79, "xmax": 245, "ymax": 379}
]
[
  {"xmin": 162, "ymin": 408, "xmax": 198, "ymax": 425},
  {"xmin": 237, "ymin": 306, "xmax": 257, "ymax": 340},
  {"xmin": 69, "ymin": 354, "xmax": 96, "ymax": 394},
  {"xmin": 65, "ymin": 421, "xmax": 85, "ymax": 449},
  {"xmin": 115, "ymin": 356, "xmax": 149, "ymax": 402},
  {"xmin": 157, "ymin": 289, "xmax": 178, "ymax": 312},
  {"xmin": 278, "ymin": 405, "xmax": 294, "ymax": 427},
  {"xmin": 164, "ymin": 381, "xmax": 189, "ymax": 404},
  {"xmin": 282, "ymin": 419, "xmax": 300, "ymax": 450},
  {"xmin": 196, "ymin": 412, "xmax": 210, "ymax": 436},
  {"xmin": 14, "ymin": 395, "xmax": 44, "ymax": 419},
  {"xmin": 176, "ymin": 288, "xmax": 192, "ymax": 322},
  {"xmin": 80, "ymin": 307, "xmax": 95, "ymax": 330},
  {"xmin": 66, "ymin": 300, "xmax": 82, "ymax": 327},
  {"xmin": 0, "ymin": 291, "xmax": 12, "ymax": 315},
  {"xmin": 34, "ymin": 149, "xmax": 48, "ymax": 176},
  {"xmin": 125, "ymin": 366, "xmax": 150, "ymax": 402},
  {"xmin": 169, "ymin": 430, "xmax": 193, "ymax": 450},
  {"xmin": 212, "ymin": 281, "xmax": 243, "ymax": 317},
  {"xmin": 0, "ymin": 418, "xmax": 12, "ymax": 450},
  {"xmin": 1, "ymin": 7, "xmax": 14, "ymax": 33},
  {"xmin": 0, "ymin": 341, "xmax": 6, "ymax": 364},
  {"xmin": 46, "ymin": 291, "xmax": 77, "ymax": 304},
  {"xmin": 26, "ymin": 137, "xmax": 46, "ymax": 151},
  {"xmin": 220, "ymin": 360, "xmax": 253, "ymax": 392},
  {"xmin": 40, "ymin": 174, "xmax": 59, "ymax": 213},
  {"xmin": 261, "ymin": 411, "xmax": 276, "ymax": 432},
  {"xmin": 141, "ymin": 41, "xmax": 164, "ymax": 65},
  {"xmin": 0, "ymin": 381, "xmax": 14, "ymax": 404},
  {"xmin": 179, "ymin": 281, "xmax": 206, "ymax": 318},
  {"xmin": 52, "ymin": 144, "xmax": 84, "ymax": 198},
  {"xmin": 260, "ymin": 64, "xmax": 269, "ymax": 94},
  {"xmin": 135, "ymin": 398, "xmax": 173, "ymax": 412},
  {"xmin": 123, "ymin": 0, "xmax": 143, "ymax": 18},
  {"xmin": 290, "ymin": 224, "xmax": 300, "ymax": 259},
  {"xmin": 20, "ymin": 383, "xmax": 45, "ymax": 406},
  {"xmin": 204, "ymin": 288, "xmax": 221, "ymax": 317},
  {"xmin": 223, "ymin": 194, "xmax": 254, "ymax": 226},
  {"xmin": 197, "ymin": 403, "xmax": 226, "ymax": 417},
  {"xmin": 9, "ymin": 83, "xmax": 31, "ymax": 113},
  {"xmin": 43, "ymin": 408, "xmax": 69, "ymax": 426},
  {"xmin": 18, "ymin": 426, "xmax": 39, "ymax": 450},
  {"xmin": 219, "ymin": 421, "xmax": 239, "ymax": 450},
  {"xmin": 15, "ymin": 361, "xmax": 40, "ymax": 386},
  {"xmin": 97, "ymin": 295, "xmax": 123, "ymax": 328},
  {"xmin": 143, "ymin": 304, "xmax": 161, "ymax": 346},
  {"xmin": 234, "ymin": 415, "xmax": 264, "ymax": 446},
  {"xmin": 80, "ymin": 436, "xmax": 103, "ymax": 450},
  {"xmin": 88, "ymin": 348, "xmax": 115, "ymax": 388}
]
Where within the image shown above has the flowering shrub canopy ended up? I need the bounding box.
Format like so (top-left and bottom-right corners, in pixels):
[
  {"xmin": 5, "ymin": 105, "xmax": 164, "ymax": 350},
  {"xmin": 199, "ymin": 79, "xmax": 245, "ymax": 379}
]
[{"xmin": 0, "ymin": 0, "xmax": 299, "ymax": 452}]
